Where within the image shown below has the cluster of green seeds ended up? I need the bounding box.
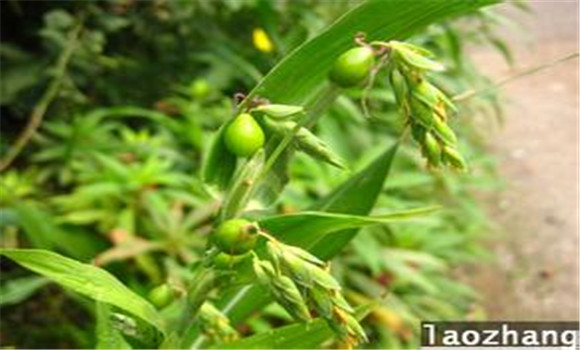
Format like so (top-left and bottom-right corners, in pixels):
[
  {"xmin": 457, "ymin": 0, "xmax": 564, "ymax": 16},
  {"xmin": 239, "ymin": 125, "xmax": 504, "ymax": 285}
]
[
  {"xmin": 328, "ymin": 38, "xmax": 467, "ymax": 170},
  {"xmin": 254, "ymin": 236, "xmax": 367, "ymax": 347},
  {"xmin": 198, "ymin": 302, "xmax": 239, "ymax": 343},
  {"xmin": 388, "ymin": 41, "xmax": 467, "ymax": 170},
  {"xmin": 209, "ymin": 218, "xmax": 366, "ymax": 346}
]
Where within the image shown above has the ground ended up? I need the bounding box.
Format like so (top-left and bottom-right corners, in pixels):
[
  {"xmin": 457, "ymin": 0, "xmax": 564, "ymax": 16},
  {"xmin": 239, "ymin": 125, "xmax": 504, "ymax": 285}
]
[{"xmin": 467, "ymin": 1, "xmax": 579, "ymax": 320}]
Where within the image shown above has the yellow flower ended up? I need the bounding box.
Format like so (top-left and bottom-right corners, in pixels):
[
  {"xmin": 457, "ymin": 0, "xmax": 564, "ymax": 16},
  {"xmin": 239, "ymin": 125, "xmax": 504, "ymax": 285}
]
[{"xmin": 253, "ymin": 28, "xmax": 274, "ymax": 53}]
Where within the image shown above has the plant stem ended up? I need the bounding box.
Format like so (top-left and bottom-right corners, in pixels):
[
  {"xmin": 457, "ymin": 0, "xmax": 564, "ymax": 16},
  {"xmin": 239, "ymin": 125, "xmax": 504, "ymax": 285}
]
[
  {"xmin": 452, "ymin": 52, "xmax": 579, "ymax": 102},
  {"xmin": 176, "ymin": 267, "xmax": 216, "ymax": 341},
  {"xmin": 0, "ymin": 18, "xmax": 84, "ymax": 171}
]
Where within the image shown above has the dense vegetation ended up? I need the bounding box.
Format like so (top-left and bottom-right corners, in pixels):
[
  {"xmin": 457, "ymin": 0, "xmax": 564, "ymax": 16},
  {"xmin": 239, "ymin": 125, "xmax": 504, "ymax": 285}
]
[{"xmin": 0, "ymin": 1, "xmax": 517, "ymax": 348}]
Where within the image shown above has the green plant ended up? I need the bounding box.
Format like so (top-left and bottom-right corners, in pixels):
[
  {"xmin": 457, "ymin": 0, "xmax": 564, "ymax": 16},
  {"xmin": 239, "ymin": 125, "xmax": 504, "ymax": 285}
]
[{"xmin": 0, "ymin": 0, "xmax": 513, "ymax": 348}]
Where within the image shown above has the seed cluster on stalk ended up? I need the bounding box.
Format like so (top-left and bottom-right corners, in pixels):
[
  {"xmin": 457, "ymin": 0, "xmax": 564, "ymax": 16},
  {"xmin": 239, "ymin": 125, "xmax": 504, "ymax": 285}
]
[
  {"xmin": 386, "ymin": 41, "xmax": 467, "ymax": 170},
  {"xmin": 252, "ymin": 235, "xmax": 368, "ymax": 347},
  {"xmin": 204, "ymin": 33, "xmax": 470, "ymax": 348},
  {"xmin": 198, "ymin": 302, "xmax": 239, "ymax": 343}
]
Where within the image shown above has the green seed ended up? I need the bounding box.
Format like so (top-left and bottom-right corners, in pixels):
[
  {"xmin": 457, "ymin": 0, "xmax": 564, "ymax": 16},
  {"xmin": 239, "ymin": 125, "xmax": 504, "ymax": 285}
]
[
  {"xmin": 345, "ymin": 314, "xmax": 368, "ymax": 343},
  {"xmin": 329, "ymin": 46, "xmax": 376, "ymax": 88},
  {"xmin": 432, "ymin": 117, "xmax": 457, "ymax": 146},
  {"xmin": 310, "ymin": 265, "xmax": 342, "ymax": 290},
  {"xmin": 423, "ymin": 132, "xmax": 442, "ymax": 166},
  {"xmin": 212, "ymin": 219, "xmax": 258, "ymax": 255},
  {"xmin": 253, "ymin": 257, "xmax": 311, "ymax": 322},
  {"xmin": 443, "ymin": 146, "xmax": 467, "ymax": 170},
  {"xmin": 272, "ymin": 275, "xmax": 312, "ymax": 322},
  {"xmin": 410, "ymin": 97, "xmax": 436, "ymax": 127},
  {"xmin": 284, "ymin": 245, "xmax": 326, "ymax": 267},
  {"xmin": 390, "ymin": 41, "xmax": 444, "ymax": 72},
  {"xmin": 199, "ymin": 303, "xmax": 239, "ymax": 342},
  {"xmin": 389, "ymin": 68, "xmax": 408, "ymax": 106},
  {"xmin": 283, "ymin": 253, "xmax": 314, "ymax": 288},
  {"xmin": 148, "ymin": 283, "xmax": 173, "ymax": 309},
  {"xmin": 224, "ymin": 113, "xmax": 265, "ymax": 157},
  {"xmin": 189, "ymin": 79, "xmax": 211, "ymax": 100},
  {"xmin": 309, "ymin": 286, "xmax": 334, "ymax": 318},
  {"xmin": 330, "ymin": 291, "xmax": 354, "ymax": 314}
]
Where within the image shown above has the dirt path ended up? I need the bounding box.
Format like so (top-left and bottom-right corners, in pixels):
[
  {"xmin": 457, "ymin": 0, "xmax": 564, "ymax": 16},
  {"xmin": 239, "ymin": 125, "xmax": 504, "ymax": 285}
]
[{"xmin": 468, "ymin": 2, "xmax": 579, "ymax": 320}]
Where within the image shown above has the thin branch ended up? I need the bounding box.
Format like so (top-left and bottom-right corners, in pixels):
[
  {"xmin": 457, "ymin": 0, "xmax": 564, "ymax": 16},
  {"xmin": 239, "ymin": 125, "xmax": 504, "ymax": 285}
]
[
  {"xmin": 452, "ymin": 52, "xmax": 579, "ymax": 102},
  {"xmin": 0, "ymin": 17, "xmax": 84, "ymax": 171}
]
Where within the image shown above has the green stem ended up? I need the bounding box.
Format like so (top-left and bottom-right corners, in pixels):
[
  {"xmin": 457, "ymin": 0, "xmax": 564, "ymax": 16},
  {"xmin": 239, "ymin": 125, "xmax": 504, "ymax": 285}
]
[
  {"xmin": 176, "ymin": 267, "xmax": 216, "ymax": 340},
  {"xmin": 0, "ymin": 17, "xmax": 84, "ymax": 171},
  {"xmin": 452, "ymin": 52, "xmax": 579, "ymax": 102}
]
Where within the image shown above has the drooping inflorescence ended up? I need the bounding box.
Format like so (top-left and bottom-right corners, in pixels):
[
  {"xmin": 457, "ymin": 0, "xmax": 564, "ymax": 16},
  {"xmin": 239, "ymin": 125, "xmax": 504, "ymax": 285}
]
[
  {"xmin": 386, "ymin": 41, "xmax": 467, "ymax": 170},
  {"xmin": 253, "ymin": 234, "xmax": 368, "ymax": 347}
]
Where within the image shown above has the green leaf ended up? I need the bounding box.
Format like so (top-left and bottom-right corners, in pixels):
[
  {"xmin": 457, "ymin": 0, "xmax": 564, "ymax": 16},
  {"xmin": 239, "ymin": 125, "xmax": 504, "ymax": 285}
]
[
  {"xmin": 308, "ymin": 144, "xmax": 399, "ymax": 259},
  {"xmin": 213, "ymin": 304, "xmax": 373, "ymax": 349},
  {"xmin": 13, "ymin": 202, "xmax": 107, "ymax": 261},
  {"xmin": 0, "ymin": 249, "xmax": 165, "ymax": 334},
  {"xmin": 243, "ymin": 0, "xmax": 497, "ymax": 106},
  {"xmin": 0, "ymin": 276, "xmax": 49, "ymax": 306},
  {"xmin": 213, "ymin": 318, "xmax": 330, "ymax": 349},
  {"xmin": 260, "ymin": 206, "xmax": 438, "ymax": 248},
  {"xmin": 202, "ymin": 122, "xmax": 238, "ymax": 191},
  {"xmin": 96, "ymin": 302, "xmax": 132, "ymax": 349}
]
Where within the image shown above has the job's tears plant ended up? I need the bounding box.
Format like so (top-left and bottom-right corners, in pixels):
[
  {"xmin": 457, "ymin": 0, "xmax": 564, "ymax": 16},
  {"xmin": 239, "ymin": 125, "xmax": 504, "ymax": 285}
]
[
  {"xmin": 176, "ymin": 33, "xmax": 466, "ymax": 347},
  {"xmin": 1, "ymin": 36, "xmax": 465, "ymax": 348},
  {"xmin": 1, "ymin": 0, "xmax": 500, "ymax": 347}
]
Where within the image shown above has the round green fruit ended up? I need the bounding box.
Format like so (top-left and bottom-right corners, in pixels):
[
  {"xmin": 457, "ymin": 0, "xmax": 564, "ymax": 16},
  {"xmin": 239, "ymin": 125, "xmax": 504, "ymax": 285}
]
[
  {"xmin": 148, "ymin": 283, "xmax": 173, "ymax": 309},
  {"xmin": 212, "ymin": 219, "xmax": 259, "ymax": 255},
  {"xmin": 189, "ymin": 79, "xmax": 211, "ymax": 100},
  {"xmin": 224, "ymin": 113, "xmax": 265, "ymax": 157},
  {"xmin": 329, "ymin": 46, "xmax": 375, "ymax": 88}
]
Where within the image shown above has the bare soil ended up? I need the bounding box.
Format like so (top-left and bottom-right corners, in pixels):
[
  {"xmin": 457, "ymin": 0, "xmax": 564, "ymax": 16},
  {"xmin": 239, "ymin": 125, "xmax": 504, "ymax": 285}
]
[{"xmin": 467, "ymin": 2, "xmax": 579, "ymax": 320}]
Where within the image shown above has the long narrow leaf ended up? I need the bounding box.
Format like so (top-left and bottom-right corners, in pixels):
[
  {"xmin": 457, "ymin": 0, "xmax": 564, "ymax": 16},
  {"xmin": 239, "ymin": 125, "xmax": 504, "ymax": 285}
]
[
  {"xmin": 0, "ymin": 249, "xmax": 165, "ymax": 334},
  {"xmin": 0, "ymin": 276, "xmax": 49, "ymax": 306},
  {"xmin": 96, "ymin": 302, "xmax": 132, "ymax": 349},
  {"xmin": 260, "ymin": 206, "xmax": 438, "ymax": 247},
  {"xmin": 213, "ymin": 304, "xmax": 374, "ymax": 349},
  {"xmin": 307, "ymin": 144, "xmax": 398, "ymax": 258}
]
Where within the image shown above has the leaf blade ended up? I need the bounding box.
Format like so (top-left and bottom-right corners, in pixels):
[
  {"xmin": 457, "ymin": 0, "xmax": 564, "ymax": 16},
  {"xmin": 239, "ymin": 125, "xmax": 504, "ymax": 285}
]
[{"xmin": 0, "ymin": 249, "xmax": 165, "ymax": 334}]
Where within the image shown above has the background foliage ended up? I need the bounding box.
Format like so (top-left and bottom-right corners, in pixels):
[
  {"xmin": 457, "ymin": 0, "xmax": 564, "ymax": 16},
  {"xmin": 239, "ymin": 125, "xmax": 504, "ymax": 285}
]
[{"xmin": 0, "ymin": 0, "xmax": 515, "ymax": 348}]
